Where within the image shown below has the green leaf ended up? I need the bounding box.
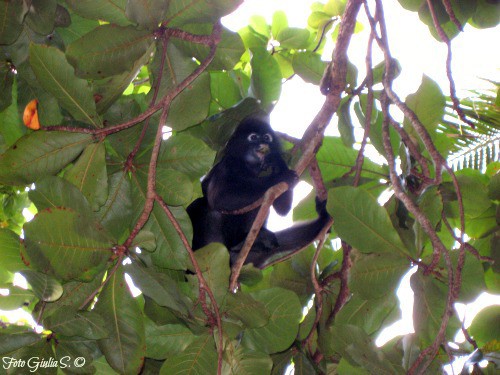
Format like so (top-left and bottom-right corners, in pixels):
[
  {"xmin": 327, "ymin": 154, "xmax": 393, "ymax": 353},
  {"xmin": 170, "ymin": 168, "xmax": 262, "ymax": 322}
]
[
  {"xmin": 165, "ymin": 0, "xmax": 241, "ymax": 27},
  {"xmin": 95, "ymin": 266, "xmax": 145, "ymax": 375},
  {"xmin": 271, "ymin": 11, "xmax": 288, "ymax": 37},
  {"xmin": 328, "ymin": 186, "xmax": 409, "ymax": 256},
  {"xmin": 23, "ymin": 207, "xmax": 112, "ymax": 281},
  {"xmin": 145, "ymin": 321, "xmax": 196, "ymax": 360},
  {"xmin": 0, "ymin": 285, "xmax": 34, "ymax": 310},
  {"xmin": 126, "ymin": 261, "xmax": 190, "ymax": 315},
  {"xmin": 276, "ymin": 27, "xmax": 310, "ymax": 49},
  {"xmin": 292, "ymin": 52, "xmax": 328, "ymax": 85},
  {"xmin": 65, "ymin": 0, "xmax": 131, "ymax": 26},
  {"xmin": 317, "ymin": 137, "xmax": 386, "ymax": 180},
  {"xmin": 44, "ymin": 308, "xmax": 108, "ymax": 339},
  {"xmin": 158, "ymin": 134, "xmax": 216, "ymax": 180},
  {"xmin": 0, "ymin": 0, "xmax": 27, "ymax": 45},
  {"xmin": 224, "ymin": 292, "xmax": 270, "ymax": 328},
  {"xmin": 19, "ymin": 269, "xmax": 63, "ymax": 302},
  {"xmin": 403, "ymin": 75, "xmax": 445, "ymax": 135},
  {"xmin": 160, "ymin": 334, "xmax": 217, "ymax": 374},
  {"xmin": 250, "ymin": 47, "xmax": 282, "ymax": 108},
  {"xmin": 0, "ymin": 329, "xmax": 42, "ymax": 356},
  {"xmin": 224, "ymin": 347, "xmax": 273, "ymax": 375},
  {"xmin": 336, "ymin": 294, "xmax": 398, "ymax": 335},
  {"xmin": 338, "ymin": 97, "xmax": 355, "ymax": 147},
  {"xmin": 350, "ymin": 253, "xmax": 409, "ymax": 299},
  {"xmin": 65, "ymin": 142, "xmax": 108, "ymax": 211},
  {"xmin": 468, "ymin": 305, "xmax": 500, "ymax": 347},
  {"xmin": 0, "ymin": 131, "xmax": 93, "ymax": 186},
  {"xmin": 29, "ymin": 176, "xmax": 93, "ymax": 215},
  {"xmin": 125, "ymin": 0, "xmax": 169, "ymax": 29},
  {"xmin": 132, "ymin": 175, "xmax": 192, "ymax": 269},
  {"xmin": 66, "ymin": 25, "xmax": 153, "ymax": 80},
  {"xmin": 0, "ymin": 229, "xmax": 25, "ymax": 274},
  {"xmin": 25, "ymin": 0, "xmax": 57, "ymax": 35},
  {"xmin": 29, "ymin": 44, "xmax": 101, "ymax": 127},
  {"xmin": 95, "ymin": 171, "xmax": 133, "ymax": 240},
  {"xmin": 243, "ymin": 288, "xmax": 302, "ymax": 354}
]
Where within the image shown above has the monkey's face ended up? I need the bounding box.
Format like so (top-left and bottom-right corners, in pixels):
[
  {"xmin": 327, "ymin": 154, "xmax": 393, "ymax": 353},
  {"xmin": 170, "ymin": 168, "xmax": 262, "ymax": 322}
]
[{"xmin": 243, "ymin": 131, "xmax": 274, "ymax": 167}]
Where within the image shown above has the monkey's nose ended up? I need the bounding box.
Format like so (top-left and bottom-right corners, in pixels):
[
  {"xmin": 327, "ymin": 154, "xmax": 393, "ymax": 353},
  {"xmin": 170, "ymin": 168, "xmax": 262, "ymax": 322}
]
[{"xmin": 256, "ymin": 144, "xmax": 270, "ymax": 156}]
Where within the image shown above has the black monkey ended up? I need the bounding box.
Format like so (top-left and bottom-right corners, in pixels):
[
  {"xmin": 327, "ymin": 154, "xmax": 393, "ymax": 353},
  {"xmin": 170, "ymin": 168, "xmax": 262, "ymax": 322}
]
[{"xmin": 187, "ymin": 117, "xmax": 331, "ymax": 268}]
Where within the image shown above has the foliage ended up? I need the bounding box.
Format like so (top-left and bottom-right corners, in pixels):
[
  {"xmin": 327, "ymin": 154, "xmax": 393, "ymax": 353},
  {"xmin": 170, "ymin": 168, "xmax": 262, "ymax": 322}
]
[{"xmin": 0, "ymin": 0, "xmax": 498, "ymax": 374}]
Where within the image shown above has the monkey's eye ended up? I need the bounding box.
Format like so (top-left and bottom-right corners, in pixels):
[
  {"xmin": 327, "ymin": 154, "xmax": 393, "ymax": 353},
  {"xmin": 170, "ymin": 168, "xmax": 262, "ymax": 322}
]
[
  {"xmin": 262, "ymin": 133, "xmax": 273, "ymax": 143},
  {"xmin": 247, "ymin": 133, "xmax": 259, "ymax": 142}
]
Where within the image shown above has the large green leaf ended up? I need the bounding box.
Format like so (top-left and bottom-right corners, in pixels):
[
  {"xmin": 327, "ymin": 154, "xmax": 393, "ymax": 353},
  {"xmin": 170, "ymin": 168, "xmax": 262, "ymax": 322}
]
[
  {"xmin": 160, "ymin": 334, "xmax": 217, "ymax": 374},
  {"xmin": 145, "ymin": 320, "xmax": 196, "ymax": 360},
  {"xmin": 66, "ymin": 25, "xmax": 153, "ymax": 79},
  {"xmin": 157, "ymin": 133, "xmax": 216, "ymax": 180},
  {"xmin": 44, "ymin": 308, "xmax": 108, "ymax": 340},
  {"xmin": 0, "ymin": 131, "xmax": 93, "ymax": 186},
  {"xmin": 0, "ymin": 0, "xmax": 27, "ymax": 45},
  {"xmin": 243, "ymin": 288, "xmax": 302, "ymax": 354},
  {"xmin": 349, "ymin": 253, "xmax": 409, "ymax": 299},
  {"xmin": 126, "ymin": 0, "xmax": 169, "ymax": 29},
  {"xmin": 223, "ymin": 347, "xmax": 273, "ymax": 375},
  {"xmin": 23, "ymin": 207, "xmax": 113, "ymax": 281},
  {"xmin": 19, "ymin": 269, "xmax": 63, "ymax": 302},
  {"xmin": 29, "ymin": 44, "xmax": 101, "ymax": 127},
  {"xmin": 224, "ymin": 292, "xmax": 270, "ymax": 328},
  {"xmin": 292, "ymin": 51, "xmax": 328, "ymax": 85},
  {"xmin": 25, "ymin": 0, "xmax": 57, "ymax": 35},
  {"xmin": 95, "ymin": 171, "xmax": 133, "ymax": 240},
  {"xmin": 65, "ymin": 0, "xmax": 131, "ymax": 26},
  {"xmin": 165, "ymin": 0, "xmax": 242, "ymax": 27},
  {"xmin": 95, "ymin": 267, "xmax": 145, "ymax": 375},
  {"xmin": 250, "ymin": 47, "xmax": 282, "ymax": 109},
  {"xmin": 0, "ymin": 229, "xmax": 25, "ymax": 274},
  {"xmin": 468, "ymin": 305, "xmax": 500, "ymax": 347},
  {"xmin": 328, "ymin": 186, "xmax": 409, "ymax": 256},
  {"xmin": 0, "ymin": 285, "xmax": 34, "ymax": 310},
  {"xmin": 65, "ymin": 142, "xmax": 108, "ymax": 211},
  {"xmin": 276, "ymin": 27, "xmax": 310, "ymax": 49}
]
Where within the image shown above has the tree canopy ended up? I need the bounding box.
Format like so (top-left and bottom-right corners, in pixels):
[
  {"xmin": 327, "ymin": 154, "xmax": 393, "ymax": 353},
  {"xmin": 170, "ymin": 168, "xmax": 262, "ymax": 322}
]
[{"xmin": 0, "ymin": 0, "xmax": 499, "ymax": 374}]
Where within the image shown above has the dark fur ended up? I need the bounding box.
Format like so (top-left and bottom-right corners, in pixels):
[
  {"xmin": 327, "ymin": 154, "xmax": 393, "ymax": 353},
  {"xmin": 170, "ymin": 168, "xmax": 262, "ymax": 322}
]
[{"xmin": 187, "ymin": 117, "xmax": 330, "ymax": 268}]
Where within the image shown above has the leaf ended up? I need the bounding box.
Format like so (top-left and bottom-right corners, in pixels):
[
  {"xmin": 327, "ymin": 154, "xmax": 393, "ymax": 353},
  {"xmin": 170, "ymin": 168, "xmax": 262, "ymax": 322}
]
[
  {"xmin": 0, "ymin": 285, "xmax": 34, "ymax": 310},
  {"xmin": 224, "ymin": 292, "xmax": 270, "ymax": 328},
  {"xmin": 65, "ymin": 0, "xmax": 131, "ymax": 26},
  {"xmin": 95, "ymin": 267, "xmax": 145, "ymax": 375},
  {"xmin": 250, "ymin": 47, "xmax": 282, "ymax": 108},
  {"xmin": 0, "ymin": 329, "xmax": 42, "ymax": 356},
  {"xmin": 165, "ymin": 0, "xmax": 242, "ymax": 27},
  {"xmin": 338, "ymin": 97, "xmax": 355, "ymax": 147},
  {"xmin": 65, "ymin": 142, "xmax": 108, "ymax": 211},
  {"xmin": 276, "ymin": 27, "xmax": 310, "ymax": 49},
  {"xmin": 223, "ymin": 347, "xmax": 273, "ymax": 375},
  {"xmin": 328, "ymin": 186, "xmax": 409, "ymax": 256},
  {"xmin": 158, "ymin": 134, "xmax": 216, "ymax": 180},
  {"xmin": 0, "ymin": 131, "xmax": 93, "ymax": 186},
  {"xmin": 403, "ymin": 75, "xmax": 445, "ymax": 134},
  {"xmin": 468, "ymin": 305, "xmax": 500, "ymax": 347},
  {"xmin": 145, "ymin": 321, "xmax": 196, "ymax": 360},
  {"xmin": 66, "ymin": 25, "xmax": 153, "ymax": 79},
  {"xmin": 44, "ymin": 308, "xmax": 108, "ymax": 339},
  {"xmin": 29, "ymin": 44, "xmax": 101, "ymax": 127},
  {"xmin": 25, "ymin": 0, "xmax": 57, "ymax": 35},
  {"xmin": 292, "ymin": 51, "xmax": 328, "ymax": 85},
  {"xmin": 271, "ymin": 11, "xmax": 288, "ymax": 38},
  {"xmin": 243, "ymin": 288, "xmax": 302, "ymax": 354},
  {"xmin": 23, "ymin": 207, "xmax": 113, "ymax": 281},
  {"xmin": 95, "ymin": 171, "xmax": 133, "ymax": 240},
  {"xmin": 19, "ymin": 269, "xmax": 63, "ymax": 302},
  {"xmin": 125, "ymin": 261, "xmax": 190, "ymax": 315},
  {"xmin": 350, "ymin": 253, "xmax": 409, "ymax": 299},
  {"xmin": 0, "ymin": 229, "xmax": 25, "ymax": 274},
  {"xmin": 125, "ymin": 0, "xmax": 169, "ymax": 29},
  {"xmin": 0, "ymin": 0, "xmax": 27, "ymax": 45},
  {"xmin": 132, "ymin": 175, "xmax": 192, "ymax": 270},
  {"xmin": 29, "ymin": 176, "xmax": 93, "ymax": 215},
  {"xmin": 160, "ymin": 334, "xmax": 217, "ymax": 374}
]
